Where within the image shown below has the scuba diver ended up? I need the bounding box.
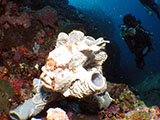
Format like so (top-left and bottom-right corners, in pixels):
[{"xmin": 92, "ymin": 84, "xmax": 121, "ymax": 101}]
[
  {"xmin": 119, "ymin": 14, "xmax": 153, "ymax": 69},
  {"xmin": 138, "ymin": 0, "xmax": 160, "ymax": 19}
]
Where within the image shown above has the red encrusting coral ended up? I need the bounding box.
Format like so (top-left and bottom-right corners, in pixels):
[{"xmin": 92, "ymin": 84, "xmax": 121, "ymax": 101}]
[{"xmin": 35, "ymin": 6, "xmax": 58, "ymax": 28}]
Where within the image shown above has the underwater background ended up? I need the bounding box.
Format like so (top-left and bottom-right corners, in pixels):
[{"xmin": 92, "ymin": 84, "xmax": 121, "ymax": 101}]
[
  {"xmin": 0, "ymin": 0, "xmax": 160, "ymax": 119},
  {"xmin": 69, "ymin": 0, "xmax": 160, "ymax": 85},
  {"xmin": 69, "ymin": 0, "xmax": 160, "ymax": 107}
]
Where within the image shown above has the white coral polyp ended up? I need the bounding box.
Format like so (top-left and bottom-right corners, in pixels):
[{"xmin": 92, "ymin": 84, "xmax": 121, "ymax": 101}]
[
  {"xmin": 47, "ymin": 107, "xmax": 69, "ymax": 120},
  {"xmin": 68, "ymin": 30, "xmax": 84, "ymax": 43},
  {"xmin": 40, "ymin": 30, "xmax": 110, "ymax": 98},
  {"xmin": 48, "ymin": 46, "xmax": 73, "ymax": 67}
]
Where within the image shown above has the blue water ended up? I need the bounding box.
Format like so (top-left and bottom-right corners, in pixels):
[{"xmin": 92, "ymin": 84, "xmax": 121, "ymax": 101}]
[{"xmin": 69, "ymin": 0, "xmax": 160, "ymax": 85}]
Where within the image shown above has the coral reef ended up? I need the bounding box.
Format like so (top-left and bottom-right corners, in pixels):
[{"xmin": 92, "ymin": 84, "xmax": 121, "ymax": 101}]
[
  {"xmin": 9, "ymin": 30, "xmax": 112, "ymax": 120},
  {"xmin": 0, "ymin": 1, "xmax": 31, "ymax": 28},
  {"xmin": 98, "ymin": 82, "xmax": 160, "ymax": 120},
  {"xmin": 0, "ymin": 0, "xmax": 159, "ymax": 120},
  {"xmin": 35, "ymin": 6, "xmax": 58, "ymax": 29},
  {"xmin": 136, "ymin": 73, "xmax": 160, "ymax": 107}
]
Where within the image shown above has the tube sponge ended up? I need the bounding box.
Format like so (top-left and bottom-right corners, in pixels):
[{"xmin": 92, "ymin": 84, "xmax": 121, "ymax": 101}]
[
  {"xmin": 9, "ymin": 30, "xmax": 112, "ymax": 119},
  {"xmin": 40, "ymin": 30, "xmax": 110, "ymax": 98},
  {"xmin": 9, "ymin": 78, "xmax": 50, "ymax": 120}
]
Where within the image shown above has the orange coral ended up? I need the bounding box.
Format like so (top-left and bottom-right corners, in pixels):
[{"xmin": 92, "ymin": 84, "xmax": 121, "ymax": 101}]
[
  {"xmin": 46, "ymin": 58, "xmax": 57, "ymax": 71},
  {"xmin": 19, "ymin": 46, "xmax": 27, "ymax": 52},
  {"xmin": 38, "ymin": 39, "xmax": 44, "ymax": 44}
]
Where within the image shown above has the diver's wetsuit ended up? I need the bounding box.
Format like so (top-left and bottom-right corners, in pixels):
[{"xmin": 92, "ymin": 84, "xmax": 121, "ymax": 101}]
[
  {"xmin": 139, "ymin": 0, "xmax": 160, "ymax": 18},
  {"xmin": 120, "ymin": 14, "xmax": 153, "ymax": 69},
  {"xmin": 123, "ymin": 26, "xmax": 152, "ymax": 69}
]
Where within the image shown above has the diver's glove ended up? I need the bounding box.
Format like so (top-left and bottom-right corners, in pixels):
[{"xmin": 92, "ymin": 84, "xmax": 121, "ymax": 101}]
[{"xmin": 9, "ymin": 78, "xmax": 51, "ymax": 120}]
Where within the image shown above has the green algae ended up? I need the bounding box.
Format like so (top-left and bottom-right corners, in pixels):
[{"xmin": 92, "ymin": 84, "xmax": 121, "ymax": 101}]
[{"xmin": 0, "ymin": 79, "xmax": 15, "ymax": 115}]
